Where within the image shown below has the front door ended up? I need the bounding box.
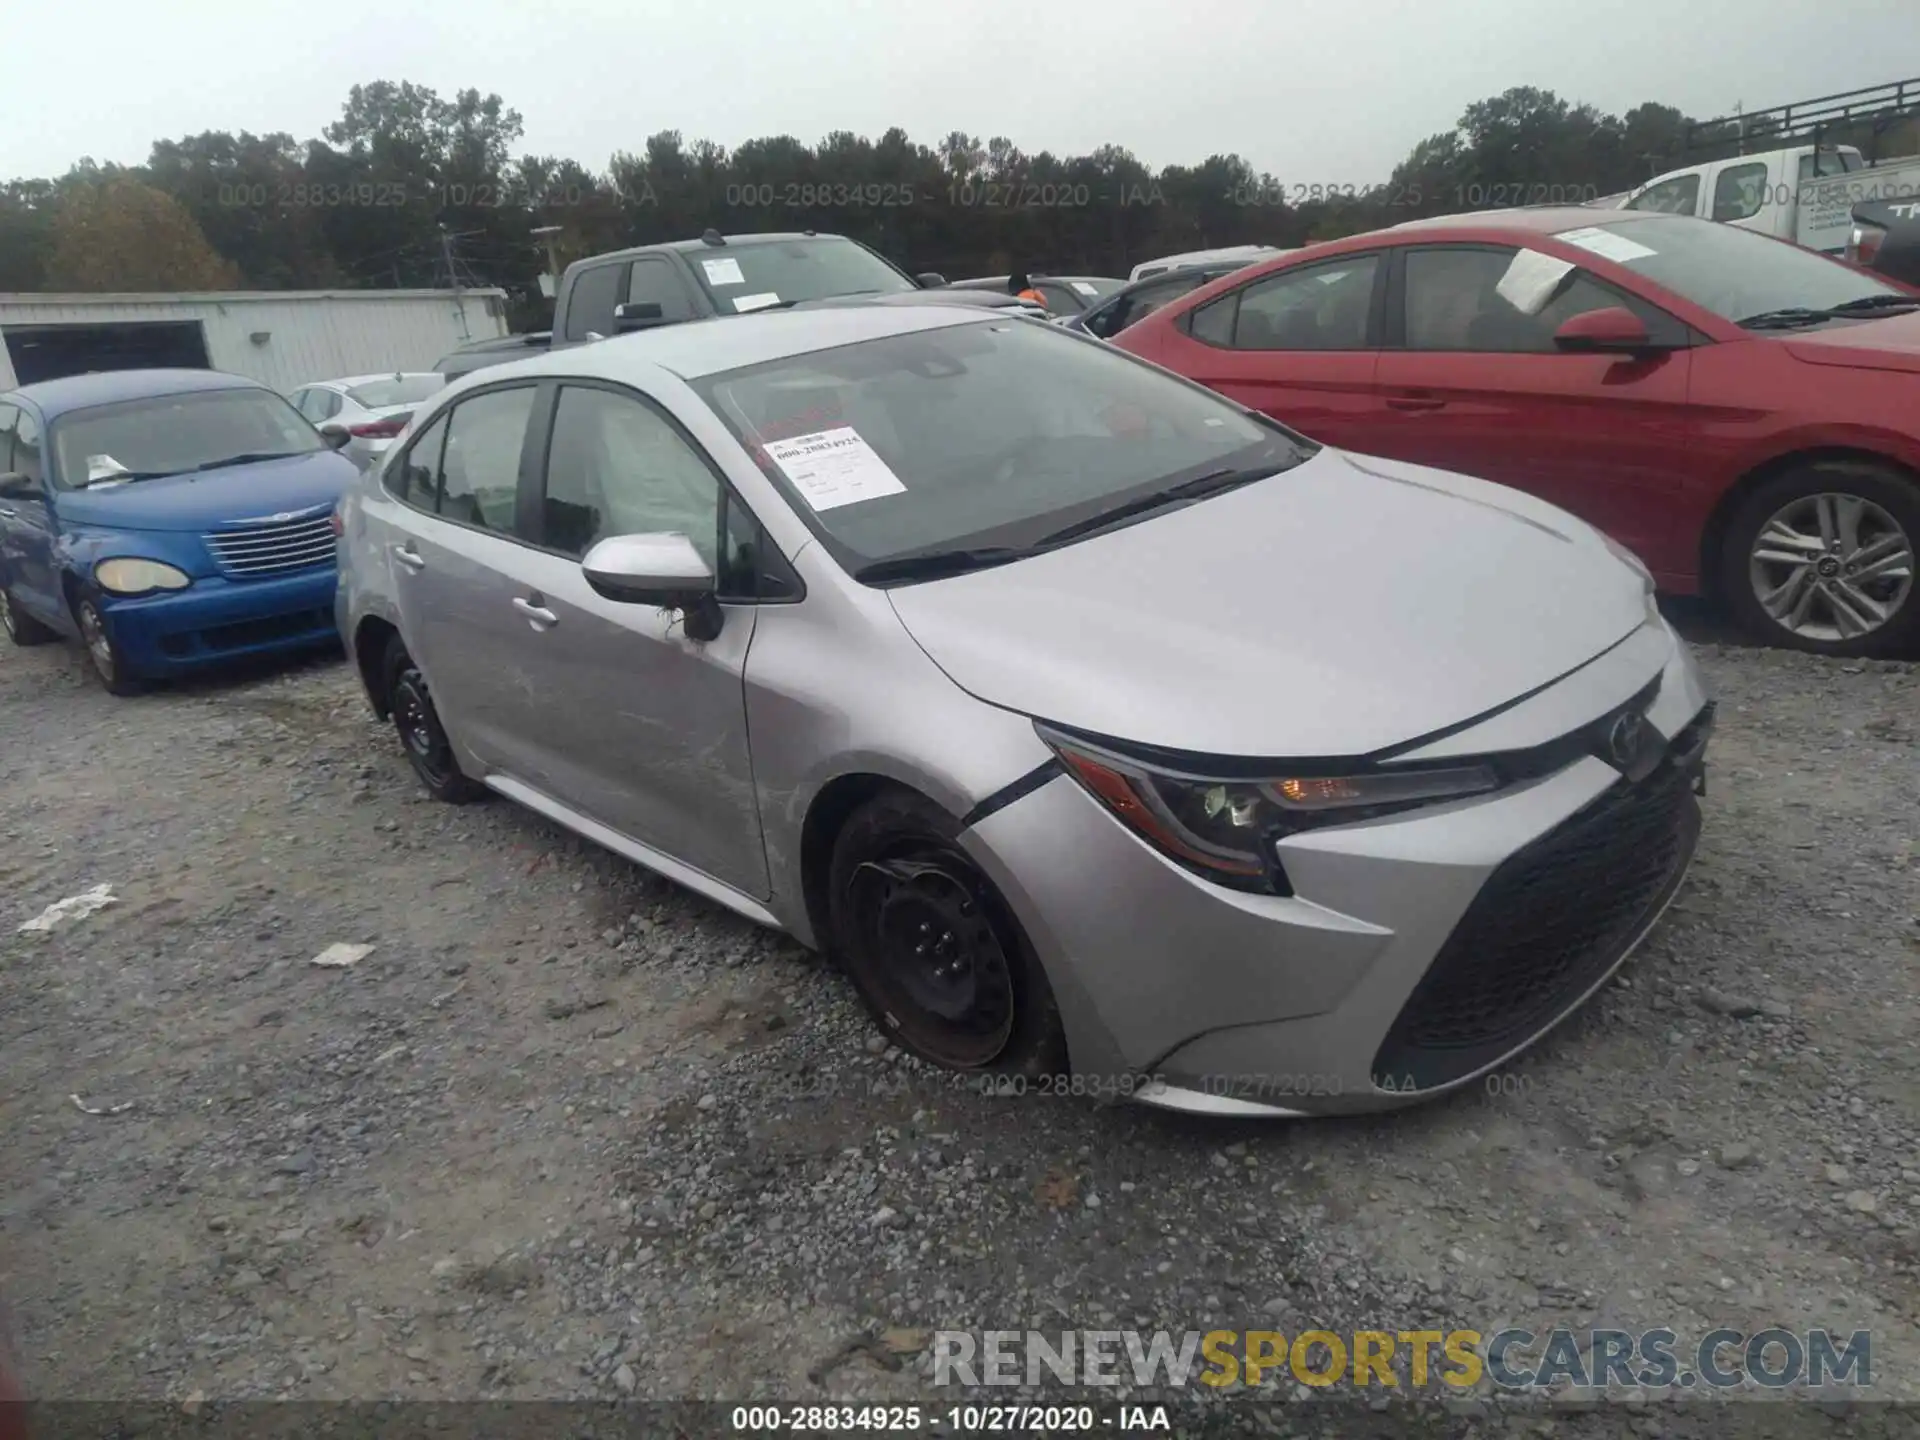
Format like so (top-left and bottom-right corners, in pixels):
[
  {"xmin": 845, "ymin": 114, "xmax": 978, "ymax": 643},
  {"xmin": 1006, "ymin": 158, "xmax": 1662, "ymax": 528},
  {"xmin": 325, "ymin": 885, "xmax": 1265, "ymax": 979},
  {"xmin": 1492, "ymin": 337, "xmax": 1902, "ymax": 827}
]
[
  {"xmin": 0, "ymin": 407, "xmax": 62, "ymax": 625},
  {"xmin": 1369, "ymin": 244, "xmax": 1697, "ymax": 575},
  {"xmin": 491, "ymin": 380, "xmax": 767, "ymax": 896},
  {"xmin": 1140, "ymin": 252, "xmax": 1387, "ymax": 449}
]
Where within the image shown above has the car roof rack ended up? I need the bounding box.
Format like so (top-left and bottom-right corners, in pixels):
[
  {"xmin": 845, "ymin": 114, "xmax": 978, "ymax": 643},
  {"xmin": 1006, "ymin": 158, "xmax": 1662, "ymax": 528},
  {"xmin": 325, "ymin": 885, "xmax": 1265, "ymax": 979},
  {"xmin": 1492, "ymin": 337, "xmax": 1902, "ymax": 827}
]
[{"xmin": 1681, "ymin": 76, "xmax": 1920, "ymax": 163}]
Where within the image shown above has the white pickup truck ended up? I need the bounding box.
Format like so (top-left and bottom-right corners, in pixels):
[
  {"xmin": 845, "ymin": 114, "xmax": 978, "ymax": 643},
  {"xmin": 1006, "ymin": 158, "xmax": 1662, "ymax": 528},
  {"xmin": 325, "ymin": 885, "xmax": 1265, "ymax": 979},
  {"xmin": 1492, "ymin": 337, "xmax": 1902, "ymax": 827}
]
[{"xmin": 1619, "ymin": 78, "xmax": 1920, "ymax": 254}]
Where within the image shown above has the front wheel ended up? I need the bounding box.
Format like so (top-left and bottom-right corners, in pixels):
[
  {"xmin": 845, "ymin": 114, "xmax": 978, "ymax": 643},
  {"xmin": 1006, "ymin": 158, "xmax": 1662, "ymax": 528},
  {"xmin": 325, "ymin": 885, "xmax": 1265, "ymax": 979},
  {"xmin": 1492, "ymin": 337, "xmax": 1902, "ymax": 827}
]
[
  {"xmin": 827, "ymin": 788, "xmax": 1066, "ymax": 1079},
  {"xmin": 1722, "ymin": 461, "xmax": 1919, "ymax": 657},
  {"xmin": 72, "ymin": 591, "xmax": 142, "ymax": 695},
  {"xmin": 383, "ymin": 635, "xmax": 484, "ymax": 803}
]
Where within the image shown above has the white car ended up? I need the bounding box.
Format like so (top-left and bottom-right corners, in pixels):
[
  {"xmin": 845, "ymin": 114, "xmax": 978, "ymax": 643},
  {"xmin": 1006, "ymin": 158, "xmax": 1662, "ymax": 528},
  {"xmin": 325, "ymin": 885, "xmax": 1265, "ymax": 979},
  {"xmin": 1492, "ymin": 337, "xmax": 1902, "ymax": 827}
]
[{"xmin": 289, "ymin": 373, "xmax": 445, "ymax": 471}]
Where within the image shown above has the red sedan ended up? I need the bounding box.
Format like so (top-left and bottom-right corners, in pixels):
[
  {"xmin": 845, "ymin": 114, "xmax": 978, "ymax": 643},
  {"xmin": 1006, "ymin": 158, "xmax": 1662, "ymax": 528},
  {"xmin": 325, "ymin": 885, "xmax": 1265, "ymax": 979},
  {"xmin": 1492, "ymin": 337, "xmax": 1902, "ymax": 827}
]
[{"xmin": 1114, "ymin": 208, "xmax": 1920, "ymax": 657}]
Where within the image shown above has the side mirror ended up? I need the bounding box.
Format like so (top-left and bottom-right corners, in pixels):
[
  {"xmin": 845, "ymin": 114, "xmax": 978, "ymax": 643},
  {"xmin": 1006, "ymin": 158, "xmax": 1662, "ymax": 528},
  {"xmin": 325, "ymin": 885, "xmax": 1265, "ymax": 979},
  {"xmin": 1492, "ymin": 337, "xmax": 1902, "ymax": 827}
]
[
  {"xmin": 612, "ymin": 301, "xmax": 665, "ymax": 333},
  {"xmin": 317, "ymin": 422, "xmax": 352, "ymax": 450},
  {"xmin": 915, "ymin": 272, "xmax": 948, "ymax": 289},
  {"xmin": 581, "ymin": 532, "xmax": 723, "ymax": 640},
  {"xmin": 1553, "ymin": 306, "xmax": 1663, "ymax": 354},
  {"xmin": 0, "ymin": 471, "xmax": 36, "ymax": 498}
]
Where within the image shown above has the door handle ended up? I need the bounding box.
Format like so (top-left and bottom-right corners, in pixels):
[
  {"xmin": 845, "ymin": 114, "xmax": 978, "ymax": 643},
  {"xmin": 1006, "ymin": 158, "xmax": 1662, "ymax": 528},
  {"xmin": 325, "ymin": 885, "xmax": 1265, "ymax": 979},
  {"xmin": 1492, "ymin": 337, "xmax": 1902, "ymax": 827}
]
[
  {"xmin": 1385, "ymin": 393, "xmax": 1447, "ymax": 412},
  {"xmin": 0, "ymin": 508, "xmax": 15, "ymax": 519},
  {"xmin": 513, "ymin": 596, "xmax": 559, "ymax": 628},
  {"xmin": 392, "ymin": 543, "xmax": 426, "ymax": 571}
]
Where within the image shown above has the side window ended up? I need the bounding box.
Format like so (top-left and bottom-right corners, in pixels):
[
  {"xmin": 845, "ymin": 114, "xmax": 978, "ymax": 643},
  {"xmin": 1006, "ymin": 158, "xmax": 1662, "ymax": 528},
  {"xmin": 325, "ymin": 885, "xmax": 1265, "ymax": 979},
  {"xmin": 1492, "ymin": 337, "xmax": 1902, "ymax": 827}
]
[
  {"xmin": 1036, "ymin": 284, "xmax": 1078, "ymax": 315},
  {"xmin": 12, "ymin": 412, "xmax": 43, "ymax": 484},
  {"xmin": 440, "ymin": 387, "xmax": 536, "ymax": 532},
  {"xmin": 1403, "ymin": 247, "xmax": 1669, "ymax": 353},
  {"xmin": 538, "ymin": 385, "xmax": 721, "ymax": 567},
  {"xmin": 1198, "ymin": 255, "xmax": 1378, "ymax": 351},
  {"xmin": 564, "ymin": 263, "xmax": 627, "ymax": 340},
  {"xmin": 0, "ymin": 404, "xmax": 18, "ymax": 473},
  {"xmin": 1712, "ymin": 162, "xmax": 1770, "ymax": 222},
  {"xmin": 390, "ymin": 412, "xmax": 448, "ymax": 510},
  {"xmin": 289, "ymin": 389, "xmax": 313, "ymax": 420},
  {"xmin": 717, "ymin": 491, "xmax": 799, "ymax": 602},
  {"xmin": 1626, "ymin": 174, "xmax": 1701, "ymax": 216},
  {"xmin": 626, "ymin": 258, "xmax": 696, "ymax": 322},
  {"xmin": 319, "ymin": 391, "xmax": 344, "ymax": 420}
]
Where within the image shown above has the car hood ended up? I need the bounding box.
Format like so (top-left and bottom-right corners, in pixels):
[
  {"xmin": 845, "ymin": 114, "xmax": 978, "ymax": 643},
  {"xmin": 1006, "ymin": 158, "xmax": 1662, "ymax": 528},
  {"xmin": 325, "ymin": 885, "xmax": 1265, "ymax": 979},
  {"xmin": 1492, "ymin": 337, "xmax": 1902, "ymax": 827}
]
[
  {"xmin": 54, "ymin": 450, "xmax": 358, "ymax": 533},
  {"xmin": 885, "ymin": 449, "xmax": 1650, "ymax": 758},
  {"xmin": 1784, "ymin": 307, "xmax": 1920, "ymax": 374}
]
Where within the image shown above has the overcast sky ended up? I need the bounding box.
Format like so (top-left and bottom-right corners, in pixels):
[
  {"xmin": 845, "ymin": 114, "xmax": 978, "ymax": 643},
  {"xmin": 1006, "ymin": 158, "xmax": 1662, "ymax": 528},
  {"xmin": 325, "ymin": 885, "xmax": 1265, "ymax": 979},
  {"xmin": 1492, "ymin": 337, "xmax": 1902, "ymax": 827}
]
[{"xmin": 7, "ymin": 0, "xmax": 1914, "ymax": 185}]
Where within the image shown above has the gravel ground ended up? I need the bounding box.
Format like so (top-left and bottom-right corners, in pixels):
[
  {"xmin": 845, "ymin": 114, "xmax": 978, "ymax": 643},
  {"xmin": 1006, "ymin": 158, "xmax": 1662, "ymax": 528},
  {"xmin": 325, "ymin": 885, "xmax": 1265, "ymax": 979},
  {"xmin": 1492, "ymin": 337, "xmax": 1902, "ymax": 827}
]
[{"xmin": 1, "ymin": 608, "xmax": 1915, "ymax": 1427}]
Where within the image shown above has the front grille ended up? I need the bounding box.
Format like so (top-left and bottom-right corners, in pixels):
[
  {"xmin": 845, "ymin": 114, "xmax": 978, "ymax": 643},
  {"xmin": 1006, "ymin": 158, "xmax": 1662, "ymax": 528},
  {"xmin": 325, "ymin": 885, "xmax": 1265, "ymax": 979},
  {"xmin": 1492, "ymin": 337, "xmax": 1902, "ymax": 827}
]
[
  {"xmin": 1371, "ymin": 734, "xmax": 1704, "ymax": 1091},
  {"xmin": 204, "ymin": 515, "xmax": 336, "ymax": 577}
]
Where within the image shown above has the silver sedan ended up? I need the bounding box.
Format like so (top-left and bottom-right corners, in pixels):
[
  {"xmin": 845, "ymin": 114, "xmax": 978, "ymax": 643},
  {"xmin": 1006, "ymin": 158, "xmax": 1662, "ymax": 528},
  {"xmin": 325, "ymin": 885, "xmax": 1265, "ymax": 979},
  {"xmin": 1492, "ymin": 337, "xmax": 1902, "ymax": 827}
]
[
  {"xmin": 291, "ymin": 373, "xmax": 444, "ymax": 470},
  {"xmin": 335, "ymin": 304, "xmax": 1712, "ymax": 1117}
]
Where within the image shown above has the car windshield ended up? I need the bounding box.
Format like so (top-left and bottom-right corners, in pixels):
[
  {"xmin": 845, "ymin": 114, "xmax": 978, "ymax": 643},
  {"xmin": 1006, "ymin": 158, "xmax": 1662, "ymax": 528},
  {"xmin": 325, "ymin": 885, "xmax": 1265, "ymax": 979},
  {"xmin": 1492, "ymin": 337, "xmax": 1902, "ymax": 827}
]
[
  {"xmin": 692, "ymin": 316, "xmax": 1310, "ymax": 575},
  {"xmin": 1554, "ymin": 215, "xmax": 1903, "ymax": 321},
  {"xmin": 51, "ymin": 388, "xmax": 324, "ymax": 487},
  {"xmin": 346, "ymin": 375, "xmax": 444, "ymax": 408},
  {"xmin": 689, "ymin": 237, "xmax": 920, "ymax": 313}
]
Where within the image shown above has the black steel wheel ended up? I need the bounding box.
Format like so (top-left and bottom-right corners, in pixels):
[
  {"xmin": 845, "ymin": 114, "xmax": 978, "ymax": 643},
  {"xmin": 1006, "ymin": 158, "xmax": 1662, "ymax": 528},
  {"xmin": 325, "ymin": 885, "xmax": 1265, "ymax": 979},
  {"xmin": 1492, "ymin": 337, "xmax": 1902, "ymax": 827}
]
[
  {"xmin": 828, "ymin": 788, "xmax": 1065, "ymax": 1076},
  {"xmin": 382, "ymin": 635, "xmax": 483, "ymax": 803}
]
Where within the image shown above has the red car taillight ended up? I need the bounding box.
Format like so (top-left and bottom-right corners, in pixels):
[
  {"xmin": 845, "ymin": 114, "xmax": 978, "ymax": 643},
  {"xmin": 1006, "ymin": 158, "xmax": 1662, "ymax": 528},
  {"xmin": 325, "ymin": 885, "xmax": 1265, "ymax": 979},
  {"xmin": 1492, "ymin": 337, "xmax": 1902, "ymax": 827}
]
[
  {"xmin": 1848, "ymin": 223, "xmax": 1885, "ymax": 266},
  {"xmin": 348, "ymin": 415, "xmax": 410, "ymax": 439}
]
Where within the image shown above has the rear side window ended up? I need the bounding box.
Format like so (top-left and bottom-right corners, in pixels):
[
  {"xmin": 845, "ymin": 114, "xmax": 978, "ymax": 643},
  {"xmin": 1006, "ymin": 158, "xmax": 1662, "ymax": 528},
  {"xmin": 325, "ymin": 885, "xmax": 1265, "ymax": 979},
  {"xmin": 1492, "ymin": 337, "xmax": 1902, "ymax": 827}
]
[
  {"xmin": 564, "ymin": 263, "xmax": 627, "ymax": 340},
  {"xmin": 440, "ymin": 388, "xmax": 537, "ymax": 532},
  {"xmin": 390, "ymin": 412, "xmax": 448, "ymax": 510},
  {"xmin": 1712, "ymin": 163, "xmax": 1770, "ymax": 222},
  {"xmin": 1192, "ymin": 255, "xmax": 1378, "ymax": 351}
]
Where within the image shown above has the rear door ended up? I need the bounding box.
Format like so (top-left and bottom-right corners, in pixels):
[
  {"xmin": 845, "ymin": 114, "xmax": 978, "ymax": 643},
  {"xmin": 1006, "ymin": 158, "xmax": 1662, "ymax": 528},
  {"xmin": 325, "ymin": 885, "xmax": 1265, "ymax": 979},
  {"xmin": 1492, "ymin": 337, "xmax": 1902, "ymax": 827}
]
[
  {"xmin": 1131, "ymin": 252, "xmax": 1388, "ymax": 448},
  {"xmin": 1368, "ymin": 243, "xmax": 1698, "ymax": 574},
  {"xmin": 382, "ymin": 381, "xmax": 549, "ymax": 779}
]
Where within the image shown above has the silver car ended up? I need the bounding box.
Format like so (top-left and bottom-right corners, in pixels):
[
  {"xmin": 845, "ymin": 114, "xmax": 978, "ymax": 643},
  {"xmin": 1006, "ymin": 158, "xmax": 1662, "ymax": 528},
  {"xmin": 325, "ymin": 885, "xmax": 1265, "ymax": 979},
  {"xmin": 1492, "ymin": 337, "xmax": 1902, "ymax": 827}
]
[
  {"xmin": 291, "ymin": 373, "xmax": 445, "ymax": 470},
  {"xmin": 335, "ymin": 305, "xmax": 1712, "ymax": 1117}
]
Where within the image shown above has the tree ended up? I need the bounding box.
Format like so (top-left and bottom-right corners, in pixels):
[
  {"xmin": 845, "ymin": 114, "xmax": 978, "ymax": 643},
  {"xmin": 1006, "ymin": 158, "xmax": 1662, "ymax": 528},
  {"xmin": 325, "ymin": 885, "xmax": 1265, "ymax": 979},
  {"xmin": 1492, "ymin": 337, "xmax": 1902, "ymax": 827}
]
[{"xmin": 43, "ymin": 177, "xmax": 241, "ymax": 291}]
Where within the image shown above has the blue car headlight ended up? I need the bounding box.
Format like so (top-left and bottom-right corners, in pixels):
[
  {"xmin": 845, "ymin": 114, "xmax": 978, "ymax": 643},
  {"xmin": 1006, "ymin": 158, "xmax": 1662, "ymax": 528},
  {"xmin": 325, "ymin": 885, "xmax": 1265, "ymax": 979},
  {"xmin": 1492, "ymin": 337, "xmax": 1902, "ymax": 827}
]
[{"xmin": 95, "ymin": 558, "xmax": 192, "ymax": 595}]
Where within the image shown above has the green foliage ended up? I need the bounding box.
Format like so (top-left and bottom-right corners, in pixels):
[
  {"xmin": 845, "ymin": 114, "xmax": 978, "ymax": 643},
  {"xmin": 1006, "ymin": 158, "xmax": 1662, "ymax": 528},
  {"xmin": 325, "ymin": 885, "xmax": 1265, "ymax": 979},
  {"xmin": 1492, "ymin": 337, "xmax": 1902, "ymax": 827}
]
[{"xmin": 1, "ymin": 80, "xmax": 1716, "ymax": 304}]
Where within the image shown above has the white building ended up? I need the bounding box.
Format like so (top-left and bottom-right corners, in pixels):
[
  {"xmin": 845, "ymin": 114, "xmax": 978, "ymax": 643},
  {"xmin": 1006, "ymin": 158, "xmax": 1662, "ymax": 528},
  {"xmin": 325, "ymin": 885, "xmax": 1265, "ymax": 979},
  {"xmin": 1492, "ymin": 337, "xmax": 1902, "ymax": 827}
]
[{"xmin": 0, "ymin": 289, "xmax": 510, "ymax": 392}]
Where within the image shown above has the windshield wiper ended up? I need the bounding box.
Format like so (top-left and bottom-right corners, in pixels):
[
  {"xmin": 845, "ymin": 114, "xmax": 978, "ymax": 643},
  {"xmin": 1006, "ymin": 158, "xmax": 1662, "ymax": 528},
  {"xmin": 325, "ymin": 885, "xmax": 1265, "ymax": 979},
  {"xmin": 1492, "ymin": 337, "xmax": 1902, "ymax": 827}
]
[
  {"xmin": 1034, "ymin": 464, "xmax": 1285, "ymax": 548},
  {"xmin": 853, "ymin": 546, "xmax": 1036, "ymax": 585},
  {"xmin": 1738, "ymin": 295, "xmax": 1920, "ymax": 329},
  {"xmin": 83, "ymin": 471, "xmax": 164, "ymax": 487},
  {"xmin": 190, "ymin": 451, "xmax": 311, "ymax": 473}
]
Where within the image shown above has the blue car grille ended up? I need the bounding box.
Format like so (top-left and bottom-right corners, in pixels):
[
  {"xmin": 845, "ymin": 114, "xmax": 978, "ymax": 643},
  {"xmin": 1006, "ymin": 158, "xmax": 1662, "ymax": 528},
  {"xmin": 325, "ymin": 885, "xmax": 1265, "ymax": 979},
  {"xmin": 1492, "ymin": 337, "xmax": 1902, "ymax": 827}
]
[{"xmin": 204, "ymin": 515, "xmax": 336, "ymax": 577}]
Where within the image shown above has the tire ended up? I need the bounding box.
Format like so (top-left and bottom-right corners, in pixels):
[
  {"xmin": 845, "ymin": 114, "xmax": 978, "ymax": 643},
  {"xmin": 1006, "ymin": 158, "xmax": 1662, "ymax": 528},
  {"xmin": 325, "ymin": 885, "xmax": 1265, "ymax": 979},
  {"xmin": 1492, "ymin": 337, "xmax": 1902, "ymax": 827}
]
[
  {"xmin": 382, "ymin": 635, "xmax": 484, "ymax": 803},
  {"xmin": 0, "ymin": 584, "xmax": 55, "ymax": 646},
  {"xmin": 1721, "ymin": 460, "xmax": 1920, "ymax": 658},
  {"xmin": 827, "ymin": 787, "xmax": 1067, "ymax": 1081},
  {"xmin": 70, "ymin": 589, "xmax": 142, "ymax": 696}
]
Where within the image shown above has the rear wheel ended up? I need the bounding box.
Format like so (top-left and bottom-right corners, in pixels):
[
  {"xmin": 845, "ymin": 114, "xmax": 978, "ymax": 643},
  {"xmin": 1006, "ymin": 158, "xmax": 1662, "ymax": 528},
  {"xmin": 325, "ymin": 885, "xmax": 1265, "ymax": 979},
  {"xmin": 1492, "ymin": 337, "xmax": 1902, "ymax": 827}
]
[
  {"xmin": 827, "ymin": 788, "xmax": 1066, "ymax": 1080},
  {"xmin": 71, "ymin": 591, "xmax": 141, "ymax": 696},
  {"xmin": 0, "ymin": 585, "xmax": 55, "ymax": 646},
  {"xmin": 1722, "ymin": 460, "xmax": 1920, "ymax": 657},
  {"xmin": 383, "ymin": 635, "xmax": 484, "ymax": 803}
]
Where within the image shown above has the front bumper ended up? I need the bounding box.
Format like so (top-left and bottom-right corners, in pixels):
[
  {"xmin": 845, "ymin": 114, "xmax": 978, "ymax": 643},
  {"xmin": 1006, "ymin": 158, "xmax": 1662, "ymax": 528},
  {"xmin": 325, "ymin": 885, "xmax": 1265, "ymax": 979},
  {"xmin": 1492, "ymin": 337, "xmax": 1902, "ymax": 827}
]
[
  {"xmin": 959, "ymin": 622, "xmax": 1712, "ymax": 1117},
  {"xmin": 100, "ymin": 565, "xmax": 342, "ymax": 677}
]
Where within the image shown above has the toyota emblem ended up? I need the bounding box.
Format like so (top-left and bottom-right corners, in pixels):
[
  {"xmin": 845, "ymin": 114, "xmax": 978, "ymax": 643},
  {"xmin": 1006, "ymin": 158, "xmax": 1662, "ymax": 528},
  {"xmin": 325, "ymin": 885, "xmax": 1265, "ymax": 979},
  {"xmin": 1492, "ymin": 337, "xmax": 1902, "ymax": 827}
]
[{"xmin": 1607, "ymin": 711, "xmax": 1646, "ymax": 770}]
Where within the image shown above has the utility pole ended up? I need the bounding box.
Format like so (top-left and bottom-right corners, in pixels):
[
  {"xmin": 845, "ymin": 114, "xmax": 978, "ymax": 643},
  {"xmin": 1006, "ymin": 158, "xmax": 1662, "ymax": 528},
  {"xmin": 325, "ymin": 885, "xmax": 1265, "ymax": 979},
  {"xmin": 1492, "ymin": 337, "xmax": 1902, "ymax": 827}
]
[{"xmin": 438, "ymin": 224, "xmax": 460, "ymax": 291}]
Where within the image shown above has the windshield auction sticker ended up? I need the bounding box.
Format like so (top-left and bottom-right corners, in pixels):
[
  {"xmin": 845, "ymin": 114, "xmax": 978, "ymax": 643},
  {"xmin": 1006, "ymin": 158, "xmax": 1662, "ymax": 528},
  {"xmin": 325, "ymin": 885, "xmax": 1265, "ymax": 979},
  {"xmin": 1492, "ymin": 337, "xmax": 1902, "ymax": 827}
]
[
  {"xmin": 702, "ymin": 256, "xmax": 746, "ymax": 286},
  {"xmin": 763, "ymin": 427, "xmax": 907, "ymax": 511},
  {"xmin": 1555, "ymin": 226, "xmax": 1657, "ymax": 263}
]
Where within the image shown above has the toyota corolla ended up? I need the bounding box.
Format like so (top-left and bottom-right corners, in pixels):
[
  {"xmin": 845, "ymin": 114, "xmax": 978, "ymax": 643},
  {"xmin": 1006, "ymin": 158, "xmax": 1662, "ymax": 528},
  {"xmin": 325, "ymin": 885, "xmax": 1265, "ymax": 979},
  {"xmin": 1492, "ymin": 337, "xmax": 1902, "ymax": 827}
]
[{"xmin": 336, "ymin": 305, "xmax": 1712, "ymax": 1116}]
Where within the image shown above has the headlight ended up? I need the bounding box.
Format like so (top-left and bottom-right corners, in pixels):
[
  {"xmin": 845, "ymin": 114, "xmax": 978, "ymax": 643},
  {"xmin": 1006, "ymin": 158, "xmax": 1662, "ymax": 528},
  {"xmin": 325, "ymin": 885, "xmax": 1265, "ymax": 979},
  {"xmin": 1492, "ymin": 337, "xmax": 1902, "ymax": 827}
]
[
  {"xmin": 1040, "ymin": 726, "xmax": 1498, "ymax": 893},
  {"xmin": 95, "ymin": 558, "xmax": 191, "ymax": 595}
]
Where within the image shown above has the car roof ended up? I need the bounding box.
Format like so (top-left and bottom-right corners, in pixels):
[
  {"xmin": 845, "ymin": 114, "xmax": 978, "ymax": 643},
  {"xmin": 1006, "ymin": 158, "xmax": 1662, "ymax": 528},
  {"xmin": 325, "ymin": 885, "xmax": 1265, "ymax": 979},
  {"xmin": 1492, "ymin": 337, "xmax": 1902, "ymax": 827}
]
[
  {"xmin": 5, "ymin": 367, "xmax": 261, "ymax": 419},
  {"xmin": 1385, "ymin": 206, "xmax": 1667, "ymax": 236},
  {"xmin": 471, "ymin": 303, "xmax": 998, "ymax": 387}
]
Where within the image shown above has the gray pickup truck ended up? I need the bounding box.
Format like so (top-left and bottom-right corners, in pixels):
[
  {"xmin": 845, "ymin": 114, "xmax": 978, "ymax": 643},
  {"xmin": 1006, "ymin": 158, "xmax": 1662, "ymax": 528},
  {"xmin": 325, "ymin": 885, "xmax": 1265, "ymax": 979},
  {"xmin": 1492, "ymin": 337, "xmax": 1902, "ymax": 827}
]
[{"xmin": 438, "ymin": 230, "xmax": 1042, "ymax": 379}]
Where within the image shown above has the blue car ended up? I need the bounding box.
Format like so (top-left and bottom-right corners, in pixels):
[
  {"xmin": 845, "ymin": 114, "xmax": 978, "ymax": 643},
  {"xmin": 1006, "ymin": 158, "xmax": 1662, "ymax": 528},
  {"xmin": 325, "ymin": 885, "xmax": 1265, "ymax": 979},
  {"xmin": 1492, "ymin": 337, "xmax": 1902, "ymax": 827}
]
[{"xmin": 0, "ymin": 369, "xmax": 359, "ymax": 694}]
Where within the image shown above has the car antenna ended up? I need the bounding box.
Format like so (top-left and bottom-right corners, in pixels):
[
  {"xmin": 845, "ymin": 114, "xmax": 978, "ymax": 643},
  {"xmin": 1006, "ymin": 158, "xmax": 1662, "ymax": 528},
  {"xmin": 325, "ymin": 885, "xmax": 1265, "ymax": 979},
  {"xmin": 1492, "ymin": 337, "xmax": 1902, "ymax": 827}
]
[{"xmin": 701, "ymin": 228, "xmax": 726, "ymax": 247}]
